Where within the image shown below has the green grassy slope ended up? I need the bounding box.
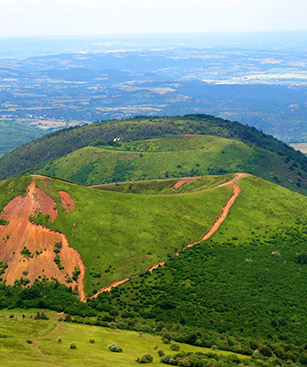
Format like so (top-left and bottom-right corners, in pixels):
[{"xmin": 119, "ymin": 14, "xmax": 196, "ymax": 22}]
[
  {"xmin": 1, "ymin": 173, "xmax": 305, "ymax": 298},
  {"xmin": 92, "ymin": 176, "xmax": 307, "ymax": 348},
  {"xmin": 0, "ymin": 115, "xmax": 306, "ymax": 195},
  {"xmin": 35, "ymin": 134, "xmax": 307, "ymax": 195},
  {"xmin": 0, "ymin": 174, "xmax": 306, "ymax": 364},
  {"xmin": 0, "ymin": 310, "xmax": 249, "ymax": 367},
  {"xmin": 36, "ymin": 135, "xmax": 252, "ymax": 185},
  {"xmin": 32, "ymin": 175, "xmax": 233, "ymax": 296},
  {"xmin": 96, "ymin": 174, "xmax": 234, "ymax": 195}
]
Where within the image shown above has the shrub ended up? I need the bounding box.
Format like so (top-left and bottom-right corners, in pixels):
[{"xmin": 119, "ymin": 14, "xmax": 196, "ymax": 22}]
[
  {"xmin": 170, "ymin": 343, "xmax": 180, "ymax": 351},
  {"xmin": 158, "ymin": 350, "xmax": 165, "ymax": 357},
  {"xmin": 211, "ymin": 345, "xmax": 218, "ymax": 350},
  {"xmin": 178, "ymin": 359, "xmax": 190, "ymax": 367},
  {"xmin": 161, "ymin": 355, "xmax": 176, "ymax": 364},
  {"xmin": 57, "ymin": 337, "xmax": 62, "ymax": 343},
  {"xmin": 70, "ymin": 342, "xmax": 77, "ymax": 349},
  {"xmin": 296, "ymin": 253, "xmax": 307, "ymax": 264},
  {"xmin": 252, "ymin": 349, "xmax": 262, "ymax": 359},
  {"xmin": 89, "ymin": 339, "xmax": 95, "ymax": 344},
  {"xmin": 300, "ymin": 351, "xmax": 307, "ymax": 365},
  {"xmin": 108, "ymin": 343, "xmax": 122, "ymax": 353},
  {"xmin": 137, "ymin": 353, "xmax": 153, "ymax": 363},
  {"xmin": 64, "ymin": 315, "xmax": 72, "ymax": 322},
  {"xmin": 162, "ymin": 332, "xmax": 172, "ymax": 344},
  {"xmin": 26, "ymin": 340, "xmax": 32, "ymax": 344},
  {"xmin": 259, "ymin": 346, "xmax": 272, "ymax": 357}
]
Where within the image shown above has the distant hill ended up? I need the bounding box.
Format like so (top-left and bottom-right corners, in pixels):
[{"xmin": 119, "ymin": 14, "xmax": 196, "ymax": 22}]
[
  {"xmin": 0, "ymin": 115, "xmax": 306, "ymax": 195},
  {"xmin": 35, "ymin": 134, "xmax": 307, "ymax": 194}
]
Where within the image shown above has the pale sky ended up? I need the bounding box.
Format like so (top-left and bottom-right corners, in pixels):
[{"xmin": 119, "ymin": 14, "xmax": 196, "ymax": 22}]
[{"xmin": 0, "ymin": 0, "xmax": 306, "ymax": 36}]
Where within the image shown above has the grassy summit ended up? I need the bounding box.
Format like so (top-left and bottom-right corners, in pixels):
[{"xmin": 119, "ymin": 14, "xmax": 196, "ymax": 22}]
[{"xmin": 0, "ymin": 115, "xmax": 306, "ymax": 195}]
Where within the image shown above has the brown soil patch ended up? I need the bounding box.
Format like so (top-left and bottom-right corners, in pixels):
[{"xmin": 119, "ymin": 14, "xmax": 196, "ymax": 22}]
[
  {"xmin": 172, "ymin": 176, "xmax": 201, "ymax": 191},
  {"xmin": 146, "ymin": 261, "xmax": 165, "ymax": 273},
  {"xmin": 58, "ymin": 191, "xmax": 75, "ymax": 213},
  {"xmin": 0, "ymin": 181, "xmax": 86, "ymax": 302}
]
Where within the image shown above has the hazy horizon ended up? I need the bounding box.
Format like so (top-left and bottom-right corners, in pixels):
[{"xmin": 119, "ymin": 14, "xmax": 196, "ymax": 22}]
[{"xmin": 0, "ymin": 0, "xmax": 306, "ymax": 37}]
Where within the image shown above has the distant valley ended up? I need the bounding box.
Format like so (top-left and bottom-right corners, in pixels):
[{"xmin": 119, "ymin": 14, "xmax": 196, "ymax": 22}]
[{"xmin": 0, "ymin": 33, "xmax": 306, "ymax": 157}]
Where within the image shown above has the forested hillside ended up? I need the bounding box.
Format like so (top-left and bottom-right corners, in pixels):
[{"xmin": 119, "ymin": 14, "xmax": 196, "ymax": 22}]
[{"xmin": 1, "ymin": 115, "xmax": 307, "ymax": 194}]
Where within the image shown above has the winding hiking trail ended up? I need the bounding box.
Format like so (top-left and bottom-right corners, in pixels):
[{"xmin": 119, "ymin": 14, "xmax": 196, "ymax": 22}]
[
  {"xmin": 91, "ymin": 173, "xmax": 245, "ymax": 299},
  {"xmin": 0, "ymin": 181, "xmax": 86, "ymax": 302}
]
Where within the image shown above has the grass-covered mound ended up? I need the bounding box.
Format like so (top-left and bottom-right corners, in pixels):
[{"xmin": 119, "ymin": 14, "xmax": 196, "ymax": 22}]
[
  {"xmin": 0, "ymin": 115, "xmax": 306, "ymax": 195},
  {"xmin": 31, "ymin": 174, "xmax": 233, "ymax": 296},
  {"xmin": 34, "ymin": 134, "xmax": 268, "ymax": 185},
  {"xmin": 33, "ymin": 134, "xmax": 307, "ymax": 195}
]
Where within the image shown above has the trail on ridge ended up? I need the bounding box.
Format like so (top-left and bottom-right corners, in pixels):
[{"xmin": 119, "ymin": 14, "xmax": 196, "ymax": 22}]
[{"xmin": 91, "ymin": 173, "xmax": 245, "ymax": 298}]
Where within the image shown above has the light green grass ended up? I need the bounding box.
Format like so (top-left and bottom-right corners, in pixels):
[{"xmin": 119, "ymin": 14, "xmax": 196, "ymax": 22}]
[
  {"xmin": 207, "ymin": 174, "xmax": 307, "ymax": 243},
  {"xmin": 1, "ymin": 173, "xmax": 305, "ymax": 299},
  {"xmin": 37, "ymin": 135, "xmax": 254, "ymax": 185},
  {"xmin": 94, "ymin": 174, "xmax": 235, "ymax": 195},
  {"xmin": 0, "ymin": 309, "xmax": 249, "ymax": 367},
  {"xmin": 34, "ymin": 175, "xmax": 233, "ymax": 296}
]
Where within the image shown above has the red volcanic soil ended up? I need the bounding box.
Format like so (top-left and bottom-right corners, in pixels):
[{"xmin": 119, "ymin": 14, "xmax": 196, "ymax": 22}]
[
  {"xmin": 0, "ymin": 181, "xmax": 86, "ymax": 301},
  {"xmin": 58, "ymin": 191, "xmax": 75, "ymax": 213}
]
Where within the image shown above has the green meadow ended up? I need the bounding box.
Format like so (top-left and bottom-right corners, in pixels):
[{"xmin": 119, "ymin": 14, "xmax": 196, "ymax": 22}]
[
  {"xmin": 34, "ymin": 134, "xmax": 307, "ymax": 196},
  {"xmin": 33, "ymin": 175, "xmax": 233, "ymax": 296},
  {"xmin": 0, "ymin": 310, "xmax": 249, "ymax": 367}
]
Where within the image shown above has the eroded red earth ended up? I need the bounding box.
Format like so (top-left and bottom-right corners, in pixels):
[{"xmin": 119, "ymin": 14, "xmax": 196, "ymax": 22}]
[{"xmin": 0, "ymin": 181, "xmax": 86, "ymax": 301}]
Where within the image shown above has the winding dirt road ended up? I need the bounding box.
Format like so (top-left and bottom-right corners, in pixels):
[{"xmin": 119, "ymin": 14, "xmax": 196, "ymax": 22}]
[{"xmin": 91, "ymin": 173, "xmax": 245, "ymax": 298}]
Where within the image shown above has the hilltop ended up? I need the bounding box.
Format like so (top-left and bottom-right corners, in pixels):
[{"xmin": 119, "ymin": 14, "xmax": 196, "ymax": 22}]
[
  {"xmin": 34, "ymin": 134, "xmax": 307, "ymax": 195},
  {"xmin": 0, "ymin": 115, "xmax": 306, "ymax": 195}
]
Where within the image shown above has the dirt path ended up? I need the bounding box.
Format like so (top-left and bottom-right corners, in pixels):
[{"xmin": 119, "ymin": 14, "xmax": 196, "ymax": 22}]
[
  {"xmin": 176, "ymin": 176, "xmax": 242, "ymax": 255},
  {"xmin": 32, "ymin": 322, "xmax": 70, "ymax": 366},
  {"xmin": 0, "ymin": 180, "xmax": 86, "ymax": 302},
  {"xmin": 172, "ymin": 176, "xmax": 201, "ymax": 191},
  {"xmin": 91, "ymin": 173, "xmax": 245, "ymax": 298}
]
